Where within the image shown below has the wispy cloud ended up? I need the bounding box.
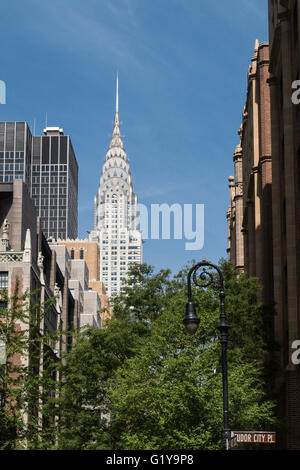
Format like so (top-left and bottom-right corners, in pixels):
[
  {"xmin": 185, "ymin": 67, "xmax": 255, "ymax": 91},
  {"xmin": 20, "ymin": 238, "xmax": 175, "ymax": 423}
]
[
  {"xmin": 21, "ymin": 0, "xmax": 172, "ymax": 81},
  {"xmin": 180, "ymin": 0, "xmax": 265, "ymax": 27}
]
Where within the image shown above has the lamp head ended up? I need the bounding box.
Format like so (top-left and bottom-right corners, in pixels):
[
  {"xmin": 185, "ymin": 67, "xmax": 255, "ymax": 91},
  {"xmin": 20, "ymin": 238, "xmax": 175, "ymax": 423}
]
[{"xmin": 183, "ymin": 300, "xmax": 200, "ymax": 335}]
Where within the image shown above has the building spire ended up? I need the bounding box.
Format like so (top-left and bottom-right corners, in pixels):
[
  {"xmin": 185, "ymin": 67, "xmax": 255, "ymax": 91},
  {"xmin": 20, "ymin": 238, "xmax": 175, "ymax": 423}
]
[
  {"xmin": 109, "ymin": 74, "xmax": 124, "ymax": 150},
  {"xmin": 116, "ymin": 72, "xmax": 119, "ymax": 114}
]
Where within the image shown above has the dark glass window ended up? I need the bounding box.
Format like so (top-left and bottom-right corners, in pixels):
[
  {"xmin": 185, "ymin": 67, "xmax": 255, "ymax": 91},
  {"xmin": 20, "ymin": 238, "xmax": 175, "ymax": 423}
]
[
  {"xmin": 60, "ymin": 137, "xmax": 67, "ymax": 163},
  {"xmin": 51, "ymin": 136, "xmax": 58, "ymax": 164},
  {"xmin": 42, "ymin": 138, "xmax": 50, "ymax": 163}
]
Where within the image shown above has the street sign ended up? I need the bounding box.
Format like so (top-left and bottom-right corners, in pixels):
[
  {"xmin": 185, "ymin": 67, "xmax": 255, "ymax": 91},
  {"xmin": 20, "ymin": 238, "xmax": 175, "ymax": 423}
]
[{"xmin": 231, "ymin": 431, "xmax": 276, "ymax": 447}]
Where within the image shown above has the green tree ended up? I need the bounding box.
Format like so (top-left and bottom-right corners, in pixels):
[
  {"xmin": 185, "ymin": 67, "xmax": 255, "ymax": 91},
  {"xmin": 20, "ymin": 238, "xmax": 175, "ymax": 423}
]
[
  {"xmin": 0, "ymin": 282, "xmax": 62, "ymax": 450},
  {"xmin": 58, "ymin": 262, "xmax": 276, "ymax": 450},
  {"xmin": 57, "ymin": 264, "xmax": 172, "ymax": 449}
]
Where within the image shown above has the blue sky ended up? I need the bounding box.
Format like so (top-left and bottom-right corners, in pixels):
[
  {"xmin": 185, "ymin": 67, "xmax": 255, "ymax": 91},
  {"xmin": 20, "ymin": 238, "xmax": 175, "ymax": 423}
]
[{"xmin": 0, "ymin": 0, "xmax": 268, "ymax": 275}]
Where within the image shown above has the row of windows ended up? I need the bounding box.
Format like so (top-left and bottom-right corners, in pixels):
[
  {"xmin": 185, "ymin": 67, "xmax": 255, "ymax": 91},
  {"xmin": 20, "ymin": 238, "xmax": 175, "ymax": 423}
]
[
  {"xmin": 0, "ymin": 151, "xmax": 24, "ymax": 159},
  {"xmin": 32, "ymin": 176, "xmax": 67, "ymax": 184},
  {"xmin": 39, "ymin": 209, "xmax": 66, "ymax": 217},
  {"xmin": 40, "ymin": 220, "xmax": 66, "ymax": 229},
  {"xmin": 104, "ymin": 248, "xmax": 141, "ymax": 254},
  {"xmin": 103, "ymin": 266, "xmax": 126, "ymax": 276},
  {"xmin": 32, "ymin": 164, "xmax": 68, "ymax": 172},
  {"xmin": 102, "ymin": 237, "xmax": 140, "ymax": 243},
  {"xmin": 102, "ymin": 237, "xmax": 127, "ymax": 243},
  {"xmin": 32, "ymin": 187, "xmax": 67, "ymax": 196},
  {"xmin": 0, "ymin": 163, "xmax": 24, "ymax": 171},
  {"xmin": 41, "ymin": 209, "xmax": 67, "ymax": 217},
  {"xmin": 103, "ymin": 248, "xmax": 140, "ymax": 253},
  {"xmin": 102, "ymin": 258, "xmax": 140, "ymax": 263},
  {"xmin": 34, "ymin": 198, "xmax": 66, "ymax": 207},
  {"xmin": 0, "ymin": 174, "xmax": 23, "ymax": 182},
  {"xmin": 102, "ymin": 262, "xmax": 129, "ymax": 268}
]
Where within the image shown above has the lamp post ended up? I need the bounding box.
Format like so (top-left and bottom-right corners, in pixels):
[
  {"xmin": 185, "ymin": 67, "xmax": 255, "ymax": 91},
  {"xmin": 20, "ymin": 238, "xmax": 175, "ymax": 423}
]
[{"xmin": 183, "ymin": 260, "xmax": 231, "ymax": 450}]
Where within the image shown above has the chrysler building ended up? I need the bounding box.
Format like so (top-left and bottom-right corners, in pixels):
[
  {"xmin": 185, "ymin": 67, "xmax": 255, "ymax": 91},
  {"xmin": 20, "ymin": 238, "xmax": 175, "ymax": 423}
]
[{"xmin": 92, "ymin": 77, "xmax": 142, "ymax": 297}]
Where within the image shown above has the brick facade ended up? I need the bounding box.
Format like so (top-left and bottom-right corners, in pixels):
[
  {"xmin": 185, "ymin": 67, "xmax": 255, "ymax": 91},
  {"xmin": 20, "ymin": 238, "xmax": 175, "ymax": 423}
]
[
  {"xmin": 227, "ymin": 41, "xmax": 273, "ymax": 305},
  {"xmin": 57, "ymin": 239, "xmax": 112, "ymax": 325},
  {"xmin": 268, "ymin": 0, "xmax": 300, "ymax": 450},
  {"xmin": 227, "ymin": 1, "xmax": 300, "ymax": 448}
]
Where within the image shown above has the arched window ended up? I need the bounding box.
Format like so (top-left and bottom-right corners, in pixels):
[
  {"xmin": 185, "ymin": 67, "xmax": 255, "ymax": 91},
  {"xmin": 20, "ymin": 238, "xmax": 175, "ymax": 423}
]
[
  {"xmin": 70, "ymin": 249, "xmax": 75, "ymax": 260},
  {"xmin": 80, "ymin": 248, "xmax": 84, "ymax": 260}
]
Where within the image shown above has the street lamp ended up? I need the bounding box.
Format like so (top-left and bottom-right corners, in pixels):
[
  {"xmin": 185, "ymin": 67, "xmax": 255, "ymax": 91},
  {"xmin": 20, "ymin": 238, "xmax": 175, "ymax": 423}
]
[{"xmin": 183, "ymin": 260, "xmax": 231, "ymax": 450}]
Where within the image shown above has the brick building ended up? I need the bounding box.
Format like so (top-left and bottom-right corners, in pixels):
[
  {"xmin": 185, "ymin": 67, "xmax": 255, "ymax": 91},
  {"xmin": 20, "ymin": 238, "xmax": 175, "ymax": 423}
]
[
  {"xmin": 56, "ymin": 239, "xmax": 112, "ymax": 325},
  {"xmin": 51, "ymin": 244, "xmax": 103, "ymax": 329},
  {"xmin": 0, "ymin": 179, "xmax": 104, "ymax": 441},
  {"xmin": 267, "ymin": 0, "xmax": 300, "ymax": 450},
  {"xmin": 0, "ymin": 180, "xmax": 103, "ymax": 359},
  {"xmin": 227, "ymin": 40, "xmax": 273, "ymax": 305},
  {"xmin": 0, "ymin": 179, "xmax": 78, "ymax": 357},
  {"xmin": 227, "ymin": 0, "xmax": 300, "ymax": 448}
]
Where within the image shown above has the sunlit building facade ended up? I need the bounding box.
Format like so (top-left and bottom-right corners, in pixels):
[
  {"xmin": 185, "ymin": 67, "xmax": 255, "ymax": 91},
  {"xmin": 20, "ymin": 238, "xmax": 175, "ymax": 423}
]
[{"xmin": 92, "ymin": 78, "xmax": 142, "ymax": 297}]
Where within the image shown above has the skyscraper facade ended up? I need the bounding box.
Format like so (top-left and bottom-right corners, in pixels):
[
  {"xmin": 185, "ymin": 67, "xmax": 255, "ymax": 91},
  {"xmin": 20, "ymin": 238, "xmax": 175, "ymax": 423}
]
[
  {"xmin": 0, "ymin": 122, "xmax": 79, "ymax": 241},
  {"xmin": 92, "ymin": 79, "xmax": 142, "ymax": 297},
  {"xmin": 0, "ymin": 122, "xmax": 32, "ymax": 184},
  {"xmin": 31, "ymin": 127, "xmax": 78, "ymax": 240}
]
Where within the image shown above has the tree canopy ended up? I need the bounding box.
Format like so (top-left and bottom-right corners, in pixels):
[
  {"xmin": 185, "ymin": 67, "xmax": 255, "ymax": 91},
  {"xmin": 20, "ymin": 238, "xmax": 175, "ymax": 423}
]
[
  {"xmin": 57, "ymin": 261, "xmax": 276, "ymax": 450},
  {"xmin": 0, "ymin": 283, "xmax": 60, "ymax": 449}
]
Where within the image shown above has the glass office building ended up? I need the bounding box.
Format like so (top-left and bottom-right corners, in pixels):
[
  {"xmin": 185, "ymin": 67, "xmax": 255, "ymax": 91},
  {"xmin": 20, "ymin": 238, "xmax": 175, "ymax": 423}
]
[
  {"xmin": 31, "ymin": 127, "xmax": 78, "ymax": 240},
  {"xmin": 0, "ymin": 122, "xmax": 78, "ymax": 241},
  {"xmin": 0, "ymin": 122, "xmax": 32, "ymax": 184}
]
